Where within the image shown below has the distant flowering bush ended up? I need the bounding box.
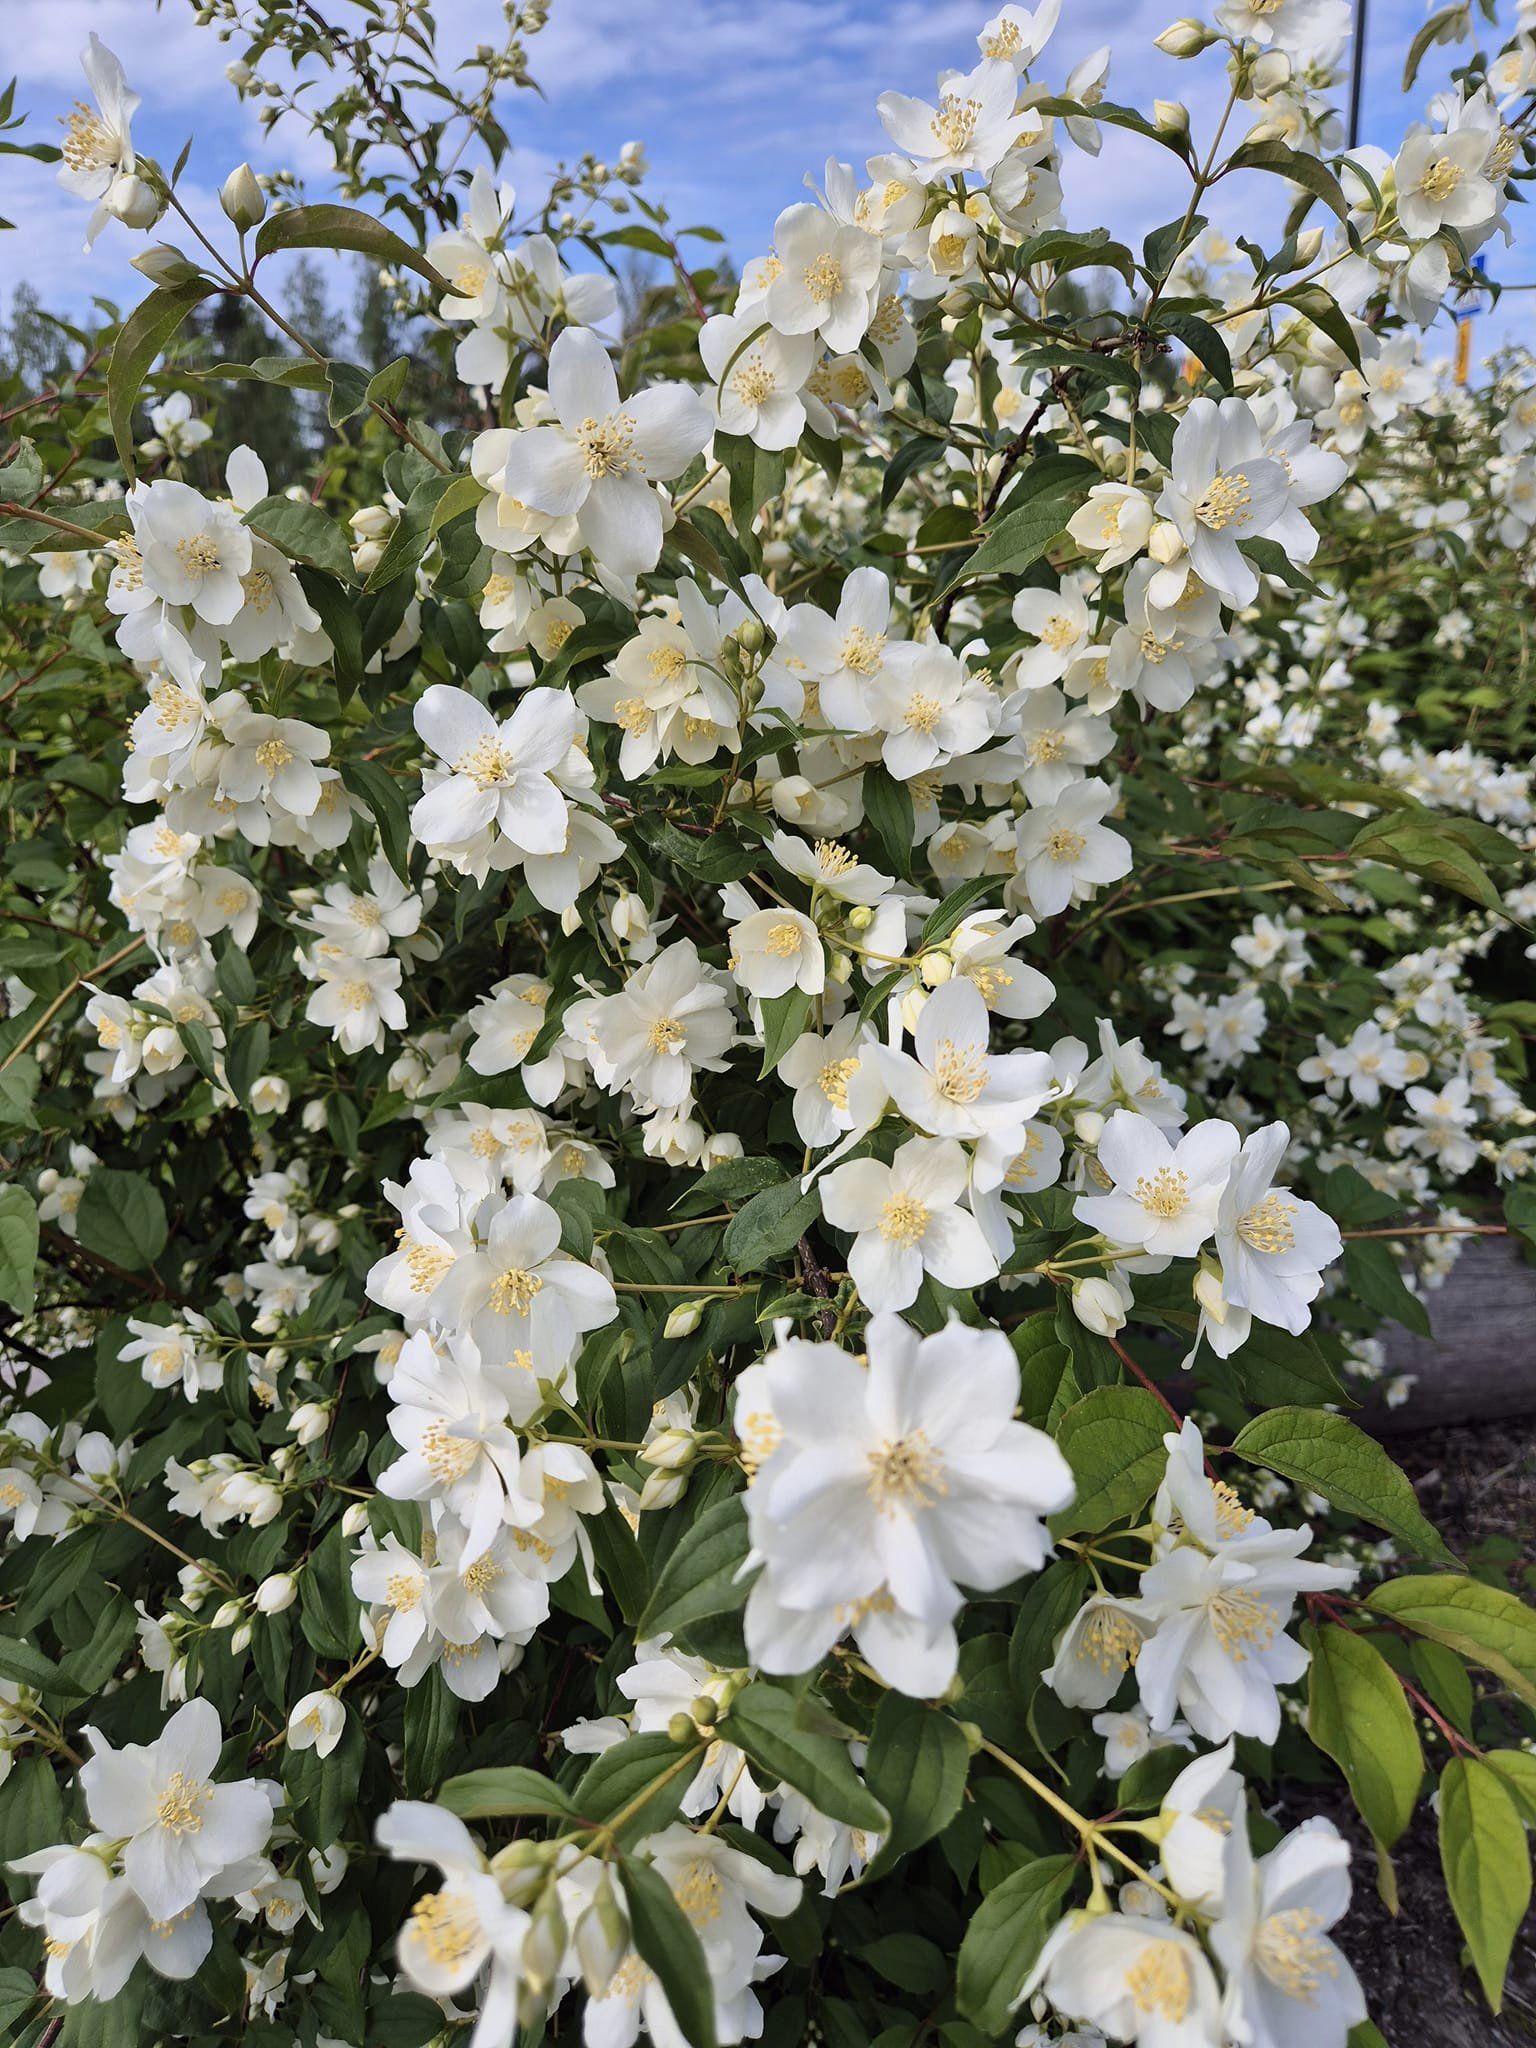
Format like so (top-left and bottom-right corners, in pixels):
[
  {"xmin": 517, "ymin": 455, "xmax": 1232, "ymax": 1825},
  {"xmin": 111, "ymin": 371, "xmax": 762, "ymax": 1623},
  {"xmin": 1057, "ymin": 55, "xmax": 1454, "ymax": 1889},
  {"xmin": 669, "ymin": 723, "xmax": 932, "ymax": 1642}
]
[{"xmin": 1, "ymin": 2, "xmax": 1535, "ymax": 2045}]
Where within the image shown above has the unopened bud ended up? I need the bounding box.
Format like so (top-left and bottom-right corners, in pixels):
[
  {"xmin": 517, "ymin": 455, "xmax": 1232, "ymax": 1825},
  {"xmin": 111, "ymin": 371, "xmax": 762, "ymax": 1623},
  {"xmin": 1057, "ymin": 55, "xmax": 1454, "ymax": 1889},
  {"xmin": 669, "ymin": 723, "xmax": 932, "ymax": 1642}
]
[
  {"xmin": 735, "ymin": 615, "xmax": 766, "ymax": 655},
  {"xmin": 642, "ymin": 1427, "xmax": 698, "ymax": 1471},
  {"xmin": 1153, "ymin": 99, "xmax": 1190, "ymax": 137},
  {"xmin": 667, "ymin": 1711, "xmax": 697, "ymax": 1745},
  {"xmin": 131, "ymin": 244, "xmax": 204, "ymax": 286},
  {"xmin": 638, "ymin": 1467, "xmax": 687, "ymax": 1512},
  {"xmin": 691, "ymin": 1693, "xmax": 720, "ymax": 1726},
  {"xmin": 919, "ymin": 951, "xmax": 953, "ymax": 988},
  {"xmin": 1193, "ymin": 1264, "xmax": 1228, "ymax": 1322},
  {"xmin": 1250, "ymin": 50, "xmax": 1291, "ymax": 96},
  {"xmin": 1072, "ymin": 1275, "xmax": 1127, "ymax": 1338},
  {"xmin": 522, "ymin": 1886, "xmax": 567, "ymax": 2000},
  {"xmin": 1148, "ymin": 519, "xmax": 1186, "ymax": 565},
  {"xmin": 105, "ymin": 173, "xmax": 165, "ymax": 230},
  {"xmin": 663, "ymin": 1301, "xmax": 705, "ymax": 1339},
  {"xmin": 230, "ymin": 1622, "xmax": 253, "ymax": 1654},
  {"xmin": 1294, "ymin": 227, "xmax": 1325, "ymax": 266},
  {"xmin": 1154, "ymin": 18, "xmax": 1216, "ymax": 56},
  {"xmin": 575, "ymin": 1873, "xmax": 630, "ymax": 1997},
  {"xmin": 1073, "ymin": 1108, "xmax": 1106, "ymax": 1145},
  {"xmin": 827, "ymin": 951, "xmax": 853, "ymax": 985},
  {"xmin": 847, "ymin": 904, "xmax": 875, "ymax": 931},
  {"xmin": 220, "ymin": 162, "xmax": 268, "ymax": 230},
  {"xmin": 211, "ymin": 1599, "xmax": 244, "ymax": 1630},
  {"xmin": 255, "ymin": 1571, "xmax": 296, "ymax": 1614},
  {"xmin": 341, "ymin": 1501, "xmax": 370, "ymax": 1537}
]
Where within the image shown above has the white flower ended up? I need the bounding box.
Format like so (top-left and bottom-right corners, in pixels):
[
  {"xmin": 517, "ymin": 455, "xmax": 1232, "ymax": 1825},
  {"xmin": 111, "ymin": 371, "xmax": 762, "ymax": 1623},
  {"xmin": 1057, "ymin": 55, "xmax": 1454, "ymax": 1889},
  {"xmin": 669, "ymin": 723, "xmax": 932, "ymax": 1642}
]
[
  {"xmin": 1066, "ymin": 483, "xmax": 1154, "ymax": 571},
  {"xmin": 1394, "ymin": 126, "xmax": 1500, "ymax": 242},
  {"xmin": 1211, "ymin": 1815, "xmax": 1367, "ymax": 2048},
  {"xmin": 867, "ymin": 641, "xmax": 997, "ymax": 779},
  {"xmin": 1007, "ymin": 687, "xmax": 1114, "ymax": 804},
  {"xmin": 411, "ymin": 684, "xmax": 577, "ymax": 859},
  {"xmin": 77, "ymin": 1698, "xmax": 276, "ymax": 1922},
  {"xmin": 1044, "ymin": 1595, "xmax": 1157, "ymax": 1710},
  {"xmin": 432, "ymin": 1191, "xmax": 617, "ymax": 1377},
  {"xmin": 874, "ymin": 976, "xmax": 1056, "ymax": 1141},
  {"xmin": 1092, "ymin": 1705, "xmax": 1192, "ymax": 1782},
  {"xmin": 585, "ymin": 1825, "xmax": 800, "ymax": 2048},
  {"xmin": 763, "ymin": 203, "xmax": 882, "ymax": 353},
  {"xmin": 730, "ymin": 905, "xmax": 825, "ymax": 1000},
  {"xmin": 495, "ymin": 328, "xmax": 710, "ymax": 576},
  {"xmin": 1013, "ymin": 780, "xmax": 1133, "ymax": 918},
  {"xmin": 820, "ymin": 1135, "xmax": 998, "ymax": 1311},
  {"xmin": 778, "ymin": 1015, "xmax": 888, "ymax": 1150},
  {"xmin": 1074, "ymin": 1112, "xmax": 1240, "ymax": 1258},
  {"xmin": 1156, "ymin": 398, "xmax": 1293, "ymax": 608},
  {"xmin": 1212, "ymin": 1123, "xmax": 1341, "ymax": 1338},
  {"xmin": 1028, "ymin": 1912, "xmax": 1222, "ymax": 2048},
  {"xmin": 378, "ymin": 1802, "xmax": 531, "ymax": 2048},
  {"xmin": 877, "ymin": 59, "xmax": 1037, "ymax": 181},
  {"xmin": 286, "ymin": 1691, "xmax": 346, "ymax": 1760},
  {"xmin": 57, "ymin": 35, "xmax": 139, "ymax": 248},
  {"xmin": 699, "ymin": 312, "xmax": 817, "ymax": 449},
  {"xmin": 741, "ymin": 1315, "xmax": 1074, "ymax": 1694},
  {"xmin": 304, "ymin": 951, "xmax": 407, "ymax": 1056},
  {"xmin": 1136, "ymin": 1423, "xmax": 1355, "ymax": 1743},
  {"xmin": 133, "ymin": 482, "xmax": 253, "ymax": 626},
  {"xmin": 588, "ymin": 940, "xmax": 736, "ymax": 1113}
]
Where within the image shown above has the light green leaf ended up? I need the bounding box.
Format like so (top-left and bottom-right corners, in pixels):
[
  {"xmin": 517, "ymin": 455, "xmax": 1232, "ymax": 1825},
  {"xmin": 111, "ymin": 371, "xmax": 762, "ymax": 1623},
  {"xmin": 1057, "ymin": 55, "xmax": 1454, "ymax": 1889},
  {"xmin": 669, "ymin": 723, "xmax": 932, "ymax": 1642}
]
[
  {"xmin": 107, "ymin": 279, "xmax": 214, "ymax": 476},
  {"xmin": 1438, "ymin": 1756, "xmax": 1531, "ymax": 2011},
  {"xmin": 1230, "ymin": 1408, "xmax": 1458, "ymax": 1565},
  {"xmin": 245, "ymin": 493, "xmax": 355, "ymax": 582},
  {"xmin": 1305, "ymin": 1622, "xmax": 1422, "ymax": 1850},
  {"xmin": 1367, "ymin": 1576, "xmax": 1536, "ymax": 1709},
  {"xmin": 438, "ymin": 1766, "xmax": 577, "ymax": 1820}
]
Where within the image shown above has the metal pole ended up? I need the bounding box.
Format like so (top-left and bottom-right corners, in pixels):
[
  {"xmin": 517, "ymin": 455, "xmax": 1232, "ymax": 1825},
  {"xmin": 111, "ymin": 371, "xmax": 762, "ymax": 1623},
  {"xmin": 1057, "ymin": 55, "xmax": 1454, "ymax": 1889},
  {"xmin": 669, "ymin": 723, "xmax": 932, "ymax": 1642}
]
[{"xmin": 1347, "ymin": 0, "xmax": 1370, "ymax": 151}]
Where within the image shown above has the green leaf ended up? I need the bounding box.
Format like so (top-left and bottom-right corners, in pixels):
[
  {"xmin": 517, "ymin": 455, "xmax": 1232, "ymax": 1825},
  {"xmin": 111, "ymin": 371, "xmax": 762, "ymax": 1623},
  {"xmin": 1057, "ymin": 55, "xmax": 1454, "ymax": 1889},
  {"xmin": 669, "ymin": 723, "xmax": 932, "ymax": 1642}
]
[
  {"xmin": 1049, "ymin": 1386, "xmax": 1170, "ymax": 1537},
  {"xmin": 938, "ymin": 488, "xmax": 1067, "ymax": 599},
  {"xmin": 340, "ymin": 758, "xmax": 412, "ymax": 882},
  {"xmin": 0, "ymin": 1183, "xmax": 38, "ymax": 1315},
  {"xmin": 758, "ymin": 987, "xmax": 813, "ymax": 1079},
  {"xmin": 1366, "ymin": 1576, "xmax": 1536, "ymax": 1709},
  {"xmin": 575, "ymin": 1732, "xmax": 704, "ymax": 1846},
  {"xmin": 619, "ymin": 1853, "xmax": 720, "ymax": 2048},
  {"xmin": 639, "ymin": 1491, "xmax": 752, "ymax": 1640},
  {"xmin": 672, "ymin": 1156, "xmax": 785, "ymax": 1218},
  {"xmin": 1225, "ymin": 139, "xmax": 1349, "ymax": 219},
  {"xmin": 75, "ymin": 1169, "xmax": 168, "ymax": 1273},
  {"xmin": 1230, "ymin": 1408, "xmax": 1458, "ymax": 1564},
  {"xmin": 1484, "ymin": 1749, "xmax": 1536, "ymax": 1829},
  {"xmin": 864, "ymin": 1693, "xmax": 971, "ymax": 1875},
  {"xmin": 1305, "ymin": 1623, "xmax": 1422, "ymax": 1849},
  {"xmin": 1438, "ymin": 1756, "xmax": 1531, "ymax": 2011},
  {"xmin": 954, "ymin": 1854, "xmax": 1076, "ymax": 2033},
  {"xmin": 1342, "ymin": 1239, "xmax": 1431, "ymax": 1337},
  {"xmin": 253, "ymin": 202, "xmax": 447, "ymax": 288},
  {"xmin": 918, "ymin": 876, "xmax": 999, "ymax": 949},
  {"xmin": 722, "ymin": 1179, "xmax": 820, "ymax": 1270},
  {"xmin": 1156, "ymin": 306, "xmax": 1234, "ymax": 392},
  {"xmin": 1009, "ymin": 1557, "xmax": 1090, "ymax": 1700},
  {"xmin": 720, "ymin": 1683, "xmax": 888, "ymax": 1831},
  {"xmin": 438, "ymin": 1766, "xmax": 577, "ymax": 1821},
  {"xmin": 245, "ymin": 494, "xmax": 354, "ymax": 582},
  {"xmin": 863, "ymin": 764, "xmax": 916, "ymax": 881},
  {"xmin": 107, "ymin": 279, "xmax": 214, "ymax": 476},
  {"xmin": 403, "ymin": 1666, "xmax": 460, "ymax": 1796}
]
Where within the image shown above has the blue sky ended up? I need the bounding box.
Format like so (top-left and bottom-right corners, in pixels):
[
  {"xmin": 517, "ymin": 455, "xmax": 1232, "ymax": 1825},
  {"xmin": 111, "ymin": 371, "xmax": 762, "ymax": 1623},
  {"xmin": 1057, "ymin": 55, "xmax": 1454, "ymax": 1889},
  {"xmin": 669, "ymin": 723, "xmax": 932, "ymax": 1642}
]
[{"xmin": 1, "ymin": 0, "xmax": 1530, "ymax": 361}]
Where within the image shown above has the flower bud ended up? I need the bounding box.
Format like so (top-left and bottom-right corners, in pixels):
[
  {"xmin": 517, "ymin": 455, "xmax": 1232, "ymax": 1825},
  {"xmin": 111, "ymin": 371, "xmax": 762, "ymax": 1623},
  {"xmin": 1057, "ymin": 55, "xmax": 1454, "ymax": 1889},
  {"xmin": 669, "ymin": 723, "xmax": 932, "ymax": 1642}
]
[
  {"xmin": 105, "ymin": 173, "xmax": 165, "ymax": 231},
  {"xmin": 735, "ymin": 615, "xmax": 766, "ymax": 655},
  {"xmin": 523, "ymin": 1886, "xmax": 567, "ymax": 2000},
  {"xmin": 663, "ymin": 1301, "xmax": 705, "ymax": 1339},
  {"xmin": 1073, "ymin": 1109, "xmax": 1105, "ymax": 1146},
  {"xmin": 847, "ymin": 904, "xmax": 874, "ymax": 931},
  {"xmin": 642, "ymin": 1427, "xmax": 698, "ymax": 1471},
  {"xmin": 211, "ymin": 1599, "xmax": 244, "ymax": 1630},
  {"xmin": 1153, "ymin": 100, "xmax": 1190, "ymax": 138},
  {"xmin": 220, "ymin": 162, "xmax": 268, "ymax": 230},
  {"xmin": 341, "ymin": 1500, "xmax": 370, "ymax": 1537},
  {"xmin": 301, "ymin": 1098, "xmax": 329, "ymax": 1133},
  {"xmin": 701, "ymin": 1133, "xmax": 744, "ymax": 1170},
  {"xmin": 1294, "ymin": 227, "xmax": 1325, "ymax": 266},
  {"xmin": 250, "ymin": 1073, "xmax": 290, "ymax": 1115},
  {"xmin": 638, "ymin": 1467, "xmax": 688, "ymax": 1512},
  {"xmin": 667, "ymin": 1711, "xmax": 698, "ymax": 1745},
  {"xmin": 230, "ymin": 1623, "xmax": 253, "ymax": 1654},
  {"xmin": 288, "ymin": 1400, "xmax": 330, "ymax": 1445},
  {"xmin": 690, "ymin": 1692, "xmax": 720, "ymax": 1726},
  {"xmin": 575, "ymin": 1872, "xmax": 630, "ymax": 1998},
  {"xmin": 827, "ymin": 951, "xmax": 853, "ymax": 986},
  {"xmin": 255, "ymin": 1571, "xmax": 297, "ymax": 1614},
  {"xmin": 1193, "ymin": 1264, "xmax": 1228, "ymax": 1323},
  {"xmin": 131, "ymin": 244, "xmax": 204, "ymax": 286},
  {"xmin": 919, "ymin": 951, "xmax": 953, "ymax": 989},
  {"xmin": 1250, "ymin": 50, "xmax": 1291, "ymax": 96},
  {"xmin": 1072, "ymin": 1275, "xmax": 1127, "ymax": 1338},
  {"xmin": 1148, "ymin": 519, "xmax": 1186, "ymax": 565},
  {"xmin": 1154, "ymin": 18, "xmax": 1216, "ymax": 56}
]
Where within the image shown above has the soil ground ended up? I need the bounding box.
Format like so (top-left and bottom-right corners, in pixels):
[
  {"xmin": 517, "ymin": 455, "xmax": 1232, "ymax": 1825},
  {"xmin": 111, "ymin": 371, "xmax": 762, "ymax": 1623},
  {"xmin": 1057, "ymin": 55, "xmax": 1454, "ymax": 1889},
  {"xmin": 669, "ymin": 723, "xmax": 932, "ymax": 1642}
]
[{"xmin": 1280, "ymin": 1419, "xmax": 1536, "ymax": 2045}]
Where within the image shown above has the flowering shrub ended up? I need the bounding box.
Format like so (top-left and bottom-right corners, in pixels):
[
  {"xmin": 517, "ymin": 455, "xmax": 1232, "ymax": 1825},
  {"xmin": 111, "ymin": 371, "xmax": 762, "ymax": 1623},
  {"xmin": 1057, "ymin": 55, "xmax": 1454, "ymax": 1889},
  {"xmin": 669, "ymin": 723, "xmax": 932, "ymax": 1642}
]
[{"xmin": 1, "ymin": 4, "xmax": 1536, "ymax": 2046}]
